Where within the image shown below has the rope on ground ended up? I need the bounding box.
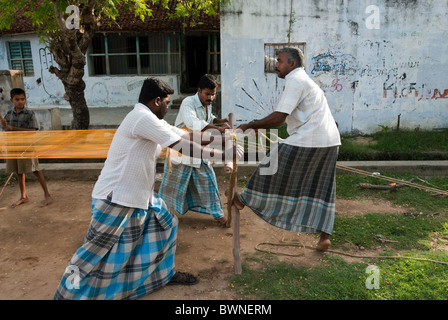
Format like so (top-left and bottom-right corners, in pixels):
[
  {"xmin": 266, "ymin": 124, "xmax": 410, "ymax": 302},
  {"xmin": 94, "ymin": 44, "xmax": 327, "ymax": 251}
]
[
  {"xmin": 336, "ymin": 164, "xmax": 448, "ymax": 197},
  {"xmin": 0, "ymin": 172, "xmax": 14, "ymax": 200},
  {"xmin": 255, "ymin": 241, "xmax": 448, "ymax": 266}
]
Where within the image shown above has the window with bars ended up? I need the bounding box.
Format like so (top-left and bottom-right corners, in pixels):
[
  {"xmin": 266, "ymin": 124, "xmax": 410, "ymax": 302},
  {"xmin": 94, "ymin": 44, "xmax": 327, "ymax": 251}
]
[
  {"xmin": 208, "ymin": 34, "xmax": 220, "ymax": 74},
  {"xmin": 264, "ymin": 42, "xmax": 306, "ymax": 73},
  {"xmin": 8, "ymin": 41, "xmax": 34, "ymax": 76},
  {"xmin": 89, "ymin": 33, "xmax": 181, "ymax": 76}
]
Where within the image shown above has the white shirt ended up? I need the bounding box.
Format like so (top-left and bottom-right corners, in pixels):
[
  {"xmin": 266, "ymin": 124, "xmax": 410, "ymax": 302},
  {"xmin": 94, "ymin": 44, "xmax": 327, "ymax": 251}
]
[
  {"xmin": 172, "ymin": 93, "xmax": 216, "ymax": 167},
  {"xmin": 276, "ymin": 68, "xmax": 341, "ymax": 148},
  {"xmin": 175, "ymin": 93, "xmax": 216, "ymax": 130},
  {"xmin": 92, "ymin": 103, "xmax": 185, "ymax": 209}
]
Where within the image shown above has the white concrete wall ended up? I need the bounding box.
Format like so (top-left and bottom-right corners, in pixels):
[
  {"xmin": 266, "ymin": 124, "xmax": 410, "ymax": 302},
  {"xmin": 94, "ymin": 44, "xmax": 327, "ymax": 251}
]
[
  {"xmin": 0, "ymin": 33, "xmax": 181, "ymax": 110},
  {"xmin": 220, "ymin": 0, "xmax": 448, "ymax": 134}
]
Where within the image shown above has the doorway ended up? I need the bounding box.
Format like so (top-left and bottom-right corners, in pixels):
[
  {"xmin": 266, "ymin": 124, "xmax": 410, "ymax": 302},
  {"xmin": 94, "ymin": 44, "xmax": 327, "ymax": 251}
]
[{"xmin": 184, "ymin": 35, "xmax": 208, "ymax": 91}]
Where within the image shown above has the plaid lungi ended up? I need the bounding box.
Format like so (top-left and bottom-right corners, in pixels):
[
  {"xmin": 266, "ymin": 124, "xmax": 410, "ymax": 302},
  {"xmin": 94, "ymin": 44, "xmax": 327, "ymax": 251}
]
[
  {"xmin": 158, "ymin": 159, "xmax": 224, "ymax": 219},
  {"xmin": 239, "ymin": 143, "xmax": 339, "ymax": 234},
  {"xmin": 53, "ymin": 192, "xmax": 178, "ymax": 300}
]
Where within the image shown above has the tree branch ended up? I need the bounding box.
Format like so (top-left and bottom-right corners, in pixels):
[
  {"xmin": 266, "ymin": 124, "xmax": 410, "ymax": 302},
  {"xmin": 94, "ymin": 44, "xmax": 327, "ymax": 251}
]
[{"xmin": 51, "ymin": 0, "xmax": 84, "ymax": 63}]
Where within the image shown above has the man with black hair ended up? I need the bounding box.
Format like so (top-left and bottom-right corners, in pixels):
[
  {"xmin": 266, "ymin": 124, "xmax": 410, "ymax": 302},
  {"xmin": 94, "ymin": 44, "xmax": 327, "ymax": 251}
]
[
  {"xmin": 54, "ymin": 78, "xmax": 242, "ymax": 300},
  {"xmin": 1, "ymin": 88, "xmax": 53, "ymax": 208},
  {"xmin": 233, "ymin": 47, "xmax": 341, "ymax": 252},
  {"xmin": 159, "ymin": 74, "xmax": 231, "ymax": 226}
]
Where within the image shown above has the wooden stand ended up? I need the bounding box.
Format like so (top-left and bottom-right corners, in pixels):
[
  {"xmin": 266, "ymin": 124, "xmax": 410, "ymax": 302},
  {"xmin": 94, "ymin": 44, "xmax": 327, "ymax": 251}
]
[{"xmin": 226, "ymin": 113, "xmax": 242, "ymax": 274}]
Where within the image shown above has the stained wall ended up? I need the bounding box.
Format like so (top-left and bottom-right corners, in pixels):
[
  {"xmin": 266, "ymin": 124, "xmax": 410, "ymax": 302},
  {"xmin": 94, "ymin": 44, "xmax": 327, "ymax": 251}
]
[{"xmin": 220, "ymin": 0, "xmax": 448, "ymax": 133}]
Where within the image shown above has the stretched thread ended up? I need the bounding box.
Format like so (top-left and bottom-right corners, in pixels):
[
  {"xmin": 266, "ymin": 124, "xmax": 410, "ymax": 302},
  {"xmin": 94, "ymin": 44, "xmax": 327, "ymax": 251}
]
[{"xmin": 0, "ymin": 128, "xmax": 256, "ymax": 159}]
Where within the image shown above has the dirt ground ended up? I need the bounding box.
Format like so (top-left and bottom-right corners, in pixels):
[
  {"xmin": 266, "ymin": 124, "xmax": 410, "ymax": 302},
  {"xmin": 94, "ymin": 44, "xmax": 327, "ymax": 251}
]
[{"xmin": 0, "ymin": 173, "xmax": 409, "ymax": 300}]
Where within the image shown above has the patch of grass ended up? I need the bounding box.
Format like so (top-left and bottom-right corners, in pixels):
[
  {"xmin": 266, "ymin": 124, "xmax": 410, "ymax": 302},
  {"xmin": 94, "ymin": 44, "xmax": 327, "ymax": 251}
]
[
  {"xmin": 339, "ymin": 129, "xmax": 448, "ymax": 160},
  {"xmin": 334, "ymin": 173, "xmax": 448, "ymax": 250},
  {"xmin": 331, "ymin": 213, "xmax": 447, "ymax": 250},
  {"xmin": 229, "ymin": 253, "xmax": 448, "ymax": 300},
  {"xmin": 373, "ymin": 129, "xmax": 448, "ymax": 153},
  {"xmin": 229, "ymin": 172, "xmax": 448, "ymax": 300},
  {"xmin": 336, "ymin": 173, "xmax": 448, "ymax": 213},
  {"xmin": 229, "ymin": 254, "xmax": 369, "ymax": 300},
  {"xmin": 369, "ymin": 250, "xmax": 448, "ymax": 300},
  {"xmin": 338, "ymin": 136, "xmax": 379, "ymax": 161}
]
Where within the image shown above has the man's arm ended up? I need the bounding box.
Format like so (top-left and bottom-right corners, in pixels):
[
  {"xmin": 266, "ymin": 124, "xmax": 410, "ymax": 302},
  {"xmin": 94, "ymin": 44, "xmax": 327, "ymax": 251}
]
[
  {"xmin": 237, "ymin": 111, "xmax": 288, "ymax": 132},
  {"xmin": 213, "ymin": 117, "xmax": 229, "ymax": 124},
  {"xmin": 2, "ymin": 125, "xmax": 37, "ymax": 131},
  {"xmin": 0, "ymin": 114, "xmax": 7, "ymax": 130},
  {"xmin": 178, "ymin": 100, "xmax": 230, "ymax": 133},
  {"xmin": 0, "ymin": 114, "xmax": 36, "ymax": 131},
  {"xmin": 184, "ymin": 131, "xmax": 216, "ymax": 145},
  {"xmin": 202, "ymin": 122, "xmax": 230, "ymax": 133},
  {"xmin": 168, "ymin": 133, "xmax": 241, "ymax": 162},
  {"xmin": 210, "ymin": 117, "xmax": 231, "ymax": 133}
]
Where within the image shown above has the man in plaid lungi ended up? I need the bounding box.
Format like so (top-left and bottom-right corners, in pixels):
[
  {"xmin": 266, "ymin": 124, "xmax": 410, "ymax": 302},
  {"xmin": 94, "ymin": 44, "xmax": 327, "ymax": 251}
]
[
  {"xmin": 233, "ymin": 47, "xmax": 341, "ymax": 251},
  {"xmin": 159, "ymin": 74, "xmax": 230, "ymax": 226},
  {"xmin": 54, "ymin": 78, "xmax": 242, "ymax": 300}
]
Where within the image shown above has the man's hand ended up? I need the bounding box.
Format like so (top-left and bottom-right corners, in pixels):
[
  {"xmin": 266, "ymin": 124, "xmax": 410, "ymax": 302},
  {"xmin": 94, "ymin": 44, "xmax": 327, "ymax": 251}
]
[
  {"xmin": 236, "ymin": 123, "xmax": 251, "ymax": 132},
  {"xmin": 217, "ymin": 122, "xmax": 231, "ymax": 133},
  {"xmin": 224, "ymin": 144, "xmax": 244, "ymax": 162},
  {"xmin": 237, "ymin": 112, "xmax": 288, "ymax": 132},
  {"xmin": 0, "ymin": 115, "xmax": 11, "ymax": 131}
]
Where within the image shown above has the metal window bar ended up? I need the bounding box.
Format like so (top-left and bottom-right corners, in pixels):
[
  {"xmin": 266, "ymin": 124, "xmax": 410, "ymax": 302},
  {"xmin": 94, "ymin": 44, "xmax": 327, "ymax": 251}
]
[
  {"xmin": 8, "ymin": 42, "xmax": 34, "ymax": 76},
  {"xmin": 207, "ymin": 34, "xmax": 220, "ymax": 74},
  {"xmin": 89, "ymin": 33, "xmax": 181, "ymax": 76},
  {"xmin": 264, "ymin": 42, "xmax": 306, "ymax": 73}
]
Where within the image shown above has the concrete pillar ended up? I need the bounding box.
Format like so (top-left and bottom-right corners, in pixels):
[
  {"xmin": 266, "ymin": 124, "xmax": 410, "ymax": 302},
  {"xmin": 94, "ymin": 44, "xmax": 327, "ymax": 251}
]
[{"xmin": 0, "ymin": 70, "xmax": 62, "ymax": 130}]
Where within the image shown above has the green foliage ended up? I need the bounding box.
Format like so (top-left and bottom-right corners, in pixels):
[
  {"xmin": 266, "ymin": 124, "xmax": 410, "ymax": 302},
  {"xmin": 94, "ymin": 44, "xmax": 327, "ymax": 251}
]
[
  {"xmin": 0, "ymin": 0, "xmax": 230, "ymax": 34},
  {"xmin": 0, "ymin": 0, "xmax": 231, "ymax": 128}
]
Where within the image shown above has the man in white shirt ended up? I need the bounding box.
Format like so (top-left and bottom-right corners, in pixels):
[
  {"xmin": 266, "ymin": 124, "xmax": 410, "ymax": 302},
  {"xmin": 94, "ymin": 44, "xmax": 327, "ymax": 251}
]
[
  {"xmin": 159, "ymin": 74, "xmax": 231, "ymax": 226},
  {"xmin": 175, "ymin": 74, "xmax": 230, "ymax": 133},
  {"xmin": 54, "ymin": 78, "xmax": 242, "ymax": 300},
  {"xmin": 233, "ymin": 47, "xmax": 341, "ymax": 252}
]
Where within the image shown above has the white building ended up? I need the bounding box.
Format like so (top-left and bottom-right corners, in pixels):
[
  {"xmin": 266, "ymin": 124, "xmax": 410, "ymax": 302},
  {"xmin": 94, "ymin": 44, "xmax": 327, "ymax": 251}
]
[
  {"xmin": 0, "ymin": 2, "xmax": 221, "ymax": 125},
  {"xmin": 220, "ymin": 0, "xmax": 448, "ymax": 133},
  {"xmin": 1, "ymin": 1, "xmax": 447, "ymax": 133}
]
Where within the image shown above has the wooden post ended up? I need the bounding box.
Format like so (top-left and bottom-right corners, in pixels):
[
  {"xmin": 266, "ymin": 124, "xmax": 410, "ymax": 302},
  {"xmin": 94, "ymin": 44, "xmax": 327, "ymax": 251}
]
[{"xmin": 227, "ymin": 113, "xmax": 242, "ymax": 274}]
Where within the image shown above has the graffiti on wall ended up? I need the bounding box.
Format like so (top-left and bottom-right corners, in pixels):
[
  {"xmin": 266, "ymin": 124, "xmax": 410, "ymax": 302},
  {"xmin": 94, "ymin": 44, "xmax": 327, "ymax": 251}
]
[
  {"xmin": 383, "ymin": 81, "xmax": 448, "ymax": 101},
  {"xmin": 35, "ymin": 47, "xmax": 65, "ymax": 102},
  {"xmin": 236, "ymin": 78, "xmax": 282, "ymax": 123},
  {"xmin": 311, "ymin": 50, "xmax": 358, "ymax": 76},
  {"xmin": 311, "ymin": 44, "xmax": 447, "ymax": 103}
]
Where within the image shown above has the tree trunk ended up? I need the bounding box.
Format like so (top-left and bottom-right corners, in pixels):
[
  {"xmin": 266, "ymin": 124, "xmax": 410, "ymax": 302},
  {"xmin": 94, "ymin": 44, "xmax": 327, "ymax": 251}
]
[
  {"xmin": 49, "ymin": 62, "xmax": 91, "ymax": 130},
  {"xmin": 49, "ymin": 1, "xmax": 97, "ymax": 130},
  {"xmin": 65, "ymin": 82, "xmax": 90, "ymax": 130}
]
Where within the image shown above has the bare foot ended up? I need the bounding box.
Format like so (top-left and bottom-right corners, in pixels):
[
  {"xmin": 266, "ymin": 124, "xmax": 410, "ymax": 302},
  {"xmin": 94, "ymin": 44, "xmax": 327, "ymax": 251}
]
[
  {"xmin": 316, "ymin": 232, "xmax": 331, "ymax": 251},
  {"xmin": 44, "ymin": 195, "xmax": 53, "ymax": 206},
  {"xmin": 224, "ymin": 189, "xmax": 245, "ymax": 210},
  {"xmin": 233, "ymin": 193, "xmax": 245, "ymax": 210},
  {"xmin": 214, "ymin": 216, "xmax": 228, "ymax": 226},
  {"xmin": 316, "ymin": 239, "xmax": 331, "ymax": 251},
  {"xmin": 11, "ymin": 197, "xmax": 29, "ymax": 208}
]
